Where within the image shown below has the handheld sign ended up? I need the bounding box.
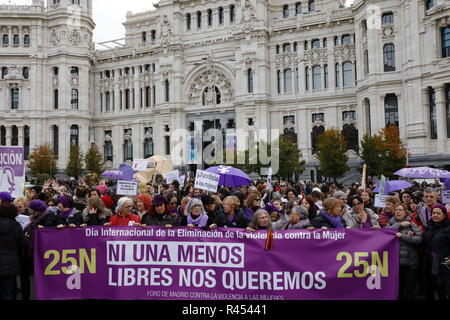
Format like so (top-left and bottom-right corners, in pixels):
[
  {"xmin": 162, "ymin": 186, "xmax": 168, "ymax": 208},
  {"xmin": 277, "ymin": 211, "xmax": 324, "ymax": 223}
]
[
  {"xmin": 379, "ymin": 175, "xmax": 387, "ymax": 195},
  {"xmin": 194, "ymin": 170, "xmax": 220, "ymax": 193},
  {"xmin": 374, "ymin": 194, "xmax": 388, "ymax": 208},
  {"xmin": 117, "ymin": 180, "xmax": 138, "ymax": 196},
  {"xmin": 441, "ymin": 190, "xmax": 450, "ymax": 204},
  {"xmin": 0, "ymin": 147, "xmax": 25, "ymax": 198},
  {"xmin": 165, "ymin": 170, "xmax": 180, "ymax": 184},
  {"xmin": 132, "ymin": 159, "xmax": 148, "ymax": 172}
]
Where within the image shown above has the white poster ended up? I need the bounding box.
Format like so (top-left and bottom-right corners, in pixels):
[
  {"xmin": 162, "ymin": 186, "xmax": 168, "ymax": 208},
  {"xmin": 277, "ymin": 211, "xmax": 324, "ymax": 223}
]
[
  {"xmin": 165, "ymin": 170, "xmax": 180, "ymax": 184},
  {"xmin": 179, "ymin": 174, "xmax": 186, "ymax": 186},
  {"xmin": 0, "ymin": 147, "xmax": 25, "ymax": 199},
  {"xmin": 194, "ymin": 170, "xmax": 220, "ymax": 193},
  {"xmin": 374, "ymin": 194, "xmax": 388, "ymax": 208},
  {"xmin": 132, "ymin": 159, "xmax": 148, "ymax": 171},
  {"xmin": 117, "ymin": 180, "xmax": 138, "ymax": 196},
  {"xmin": 441, "ymin": 190, "xmax": 450, "ymax": 204}
]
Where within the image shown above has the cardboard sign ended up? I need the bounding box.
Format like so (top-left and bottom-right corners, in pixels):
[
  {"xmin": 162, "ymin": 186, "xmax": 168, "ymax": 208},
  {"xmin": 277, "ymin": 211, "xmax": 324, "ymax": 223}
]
[
  {"xmin": 0, "ymin": 147, "xmax": 25, "ymax": 198},
  {"xmin": 117, "ymin": 180, "xmax": 138, "ymax": 196},
  {"xmin": 194, "ymin": 170, "xmax": 220, "ymax": 193},
  {"xmin": 165, "ymin": 170, "xmax": 180, "ymax": 184},
  {"xmin": 179, "ymin": 174, "xmax": 186, "ymax": 186},
  {"xmin": 132, "ymin": 159, "xmax": 148, "ymax": 172},
  {"xmin": 374, "ymin": 194, "xmax": 388, "ymax": 208},
  {"xmin": 441, "ymin": 190, "xmax": 450, "ymax": 204}
]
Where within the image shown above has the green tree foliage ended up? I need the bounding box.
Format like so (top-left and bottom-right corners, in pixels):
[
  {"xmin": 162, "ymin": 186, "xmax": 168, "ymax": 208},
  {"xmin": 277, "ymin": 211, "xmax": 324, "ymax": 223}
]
[
  {"xmin": 85, "ymin": 143, "xmax": 104, "ymax": 176},
  {"xmin": 27, "ymin": 144, "xmax": 57, "ymax": 177},
  {"xmin": 315, "ymin": 129, "xmax": 350, "ymax": 180},
  {"xmin": 360, "ymin": 134, "xmax": 385, "ymax": 178},
  {"xmin": 66, "ymin": 144, "xmax": 84, "ymax": 179},
  {"xmin": 275, "ymin": 135, "xmax": 305, "ymax": 181}
]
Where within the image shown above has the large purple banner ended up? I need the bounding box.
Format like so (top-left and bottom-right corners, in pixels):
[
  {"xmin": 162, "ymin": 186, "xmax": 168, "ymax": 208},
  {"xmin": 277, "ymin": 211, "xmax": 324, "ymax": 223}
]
[{"xmin": 34, "ymin": 227, "xmax": 399, "ymax": 300}]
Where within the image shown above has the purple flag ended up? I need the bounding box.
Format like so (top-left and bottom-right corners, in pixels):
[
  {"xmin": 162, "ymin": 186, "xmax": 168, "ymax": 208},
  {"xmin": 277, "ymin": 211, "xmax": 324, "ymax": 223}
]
[{"xmin": 119, "ymin": 164, "xmax": 134, "ymax": 181}]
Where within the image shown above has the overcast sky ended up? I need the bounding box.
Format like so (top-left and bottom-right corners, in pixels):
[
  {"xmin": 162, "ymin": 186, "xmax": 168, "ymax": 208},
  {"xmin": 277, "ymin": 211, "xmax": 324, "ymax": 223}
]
[{"xmin": 1, "ymin": 0, "xmax": 355, "ymax": 43}]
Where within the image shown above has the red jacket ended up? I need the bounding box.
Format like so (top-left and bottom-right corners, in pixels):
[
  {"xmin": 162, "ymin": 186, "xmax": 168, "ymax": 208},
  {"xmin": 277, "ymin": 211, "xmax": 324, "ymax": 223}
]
[
  {"xmin": 109, "ymin": 214, "xmax": 141, "ymax": 226},
  {"xmin": 378, "ymin": 210, "xmax": 393, "ymax": 228},
  {"xmin": 410, "ymin": 209, "xmax": 425, "ymax": 233}
]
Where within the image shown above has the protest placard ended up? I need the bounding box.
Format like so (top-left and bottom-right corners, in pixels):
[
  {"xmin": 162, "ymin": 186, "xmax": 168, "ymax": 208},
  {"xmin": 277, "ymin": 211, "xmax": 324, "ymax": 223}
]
[
  {"xmin": 374, "ymin": 194, "xmax": 388, "ymax": 208},
  {"xmin": 117, "ymin": 180, "xmax": 138, "ymax": 196},
  {"xmin": 165, "ymin": 170, "xmax": 180, "ymax": 184},
  {"xmin": 441, "ymin": 190, "xmax": 450, "ymax": 204},
  {"xmin": 194, "ymin": 170, "xmax": 220, "ymax": 193},
  {"xmin": 132, "ymin": 159, "xmax": 148, "ymax": 171},
  {"xmin": 0, "ymin": 147, "xmax": 25, "ymax": 198}
]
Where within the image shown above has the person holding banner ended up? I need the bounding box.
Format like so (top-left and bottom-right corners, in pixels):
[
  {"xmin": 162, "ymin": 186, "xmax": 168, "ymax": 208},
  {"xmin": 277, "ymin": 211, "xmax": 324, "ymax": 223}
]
[
  {"xmin": 106, "ymin": 197, "xmax": 141, "ymax": 227},
  {"xmin": 55, "ymin": 195, "xmax": 83, "ymax": 228},
  {"xmin": 141, "ymin": 195, "xmax": 177, "ymax": 228},
  {"xmin": 387, "ymin": 203, "xmax": 422, "ymax": 300},
  {"xmin": 80, "ymin": 196, "xmax": 113, "ymax": 227},
  {"xmin": 216, "ymin": 196, "xmax": 249, "ymax": 229},
  {"xmin": 283, "ymin": 206, "xmax": 313, "ymax": 230},
  {"xmin": 422, "ymin": 203, "xmax": 450, "ymax": 300},
  {"xmin": 180, "ymin": 199, "xmax": 217, "ymax": 230},
  {"xmin": 311, "ymin": 198, "xmax": 348, "ymax": 229},
  {"xmin": 135, "ymin": 194, "xmax": 152, "ymax": 219}
]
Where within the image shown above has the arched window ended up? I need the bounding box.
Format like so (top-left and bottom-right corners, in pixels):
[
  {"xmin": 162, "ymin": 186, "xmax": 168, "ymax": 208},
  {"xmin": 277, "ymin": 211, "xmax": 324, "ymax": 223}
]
[
  {"xmin": 53, "ymin": 126, "xmax": 59, "ymax": 158},
  {"xmin": 382, "ymin": 12, "xmax": 394, "ymax": 25},
  {"xmin": 71, "ymin": 89, "xmax": 79, "ymax": 109},
  {"xmin": 197, "ymin": 11, "xmax": 202, "ymax": 28},
  {"xmin": 2, "ymin": 34, "xmax": 8, "ymax": 45},
  {"xmin": 24, "ymin": 126, "xmax": 30, "ymax": 160},
  {"xmin": 165, "ymin": 79, "xmax": 170, "ymax": 102},
  {"xmin": 11, "ymin": 88, "xmax": 19, "ymax": 110},
  {"xmin": 441, "ymin": 27, "xmax": 450, "ymax": 58},
  {"xmin": 105, "ymin": 91, "xmax": 111, "ymax": 112},
  {"xmin": 335, "ymin": 63, "xmax": 341, "ymax": 88},
  {"xmin": 54, "ymin": 89, "xmax": 59, "ymax": 109},
  {"xmin": 312, "ymin": 39, "xmax": 320, "ymax": 48},
  {"xmin": 293, "ymin": 42, "xmax": 297, "ymax": 52},
  {"xmin": 247, "ymin": 69, "xmax": 254, "ymax": 93},
  {"xmin": 142, "ymin": 31, "xmax": 147, "ymax": 42},
  {"xmin": 207, "ymin": 9, "xmax": 213, "ymax": 26},
  {"xmin": 283, "ymin": 43, "xmax": 291, "ymax": 52},
  {"xmin": 324, "ymin": 64, "xmax": 328, "ymax": 89},
  {"xmin": 284, "ymin": 69, "xmax": 293, "ymax": 93},
  {"xmin": 219, "ymin": 7, "xmax": 224, "ymax": 25},
  {"xmin": 125, "ymin": 89, "xmax": 130, "ymax": 109},
  {"xmin": 342, "ymin": 34, "xmax": 352, "ymax": 44},
  {"xmin": 295, "ymin": 2, "xmax": 302, "ymax": 15},
  {"xmin": 384, "ymin": 94, "xmax": 399, "ymax": 127},
  {"xmin": 426, "ymin": 0, "xmax": 434, "ymax": 10},
  {"xmin": 364, "ymin": 50, "xmax": 369, "ymax": 75},
  {"xmin": 308, "ymin": 0, "xmax": 315, "ymax": 12},
  {"xmin": 186, "ymin": 13, "xmax": 191, "ymax": 30},
  {"xmin": 305, "ymin": 67, "xmax": 310, "ymax": 91},
  {"xmin": 13, "ymin": 34, "xmax": 19, "ymax": 46},
  {"xmin": 311, "ymin": 125, "xmax": 325, "ymax": 153},
  {"xmin": 277, "ymin": 70, "xmax": 281, "ymax": 94},
  {"xmin": 70, "ymin": 125, "xmax": 79, "ymax": 146},
  {"xmin": 342, "ymin": 124, "xmax": 359, "ymax": 151},
  {"xmin": 0, "ymin": 126, "xmax": 6, "ymax": 146},
  {"xmin": 144, "ymin": 137, "xmax": 154, "ymax": 158},
  {"xmin": 283, "ymin": 5, "xmax": 289, "ymax": 18},
  {"xmin": 1, "ymin": 67, "xmax": 7, "ymax": 79},
  {"xmin": 383, "ymin": 43, "xmax": 396, "ymax": 72},
  {"xmin": 230, "ymin": 5, "xmax": 235, "ymax": 22},
  {"xmin": 11, "ymin": 126, "xmax": 18, "ymax": 146},
  {"xmin": 312, "ymin": 65, "xmax": 321, "ymax": 90},
  {"xmin": 429, "ymin": 88, "xmax": 437, "ymax": 140},
  {"xmin": 22, "ymin": 67, "xmax": 29, "ymax": 79},
  {"xmin": 71, "ymin": 66, "xmax": 79, "ymax": 75},
  {"xmin": 24, "ymin": 34, "xmax": 30, "ymax": 46},
  {"xmin": 343, "ymin": 62, "xmax": 353, "ymax": 87},
  {"xmin": 123, "ymin": 129, "xmax": 133, "ymax": 161},
  {"xmin": 104, "ymin": 131, "xmax": 113, "ymax": 162}
]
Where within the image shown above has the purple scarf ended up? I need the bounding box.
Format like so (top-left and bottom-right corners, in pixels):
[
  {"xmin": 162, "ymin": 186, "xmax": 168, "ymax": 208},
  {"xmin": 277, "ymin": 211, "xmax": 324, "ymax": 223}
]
[
  {"xmin": 60, "ymin": 207, "xmax": 74, "ymax": 219},
  {"xmin": 321, "ymin": 211, "xmax": 344, "ymax": 228},
  {"xmin": 187, "ymin": 213, "xmax": 209, "ymax": 228}
]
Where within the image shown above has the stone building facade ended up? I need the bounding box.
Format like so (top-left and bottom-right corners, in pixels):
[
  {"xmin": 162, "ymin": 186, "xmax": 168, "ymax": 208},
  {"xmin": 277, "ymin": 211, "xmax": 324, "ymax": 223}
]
[{"xmin": 1, "ymin": 0, "xmax": 450, "ymax": 181}]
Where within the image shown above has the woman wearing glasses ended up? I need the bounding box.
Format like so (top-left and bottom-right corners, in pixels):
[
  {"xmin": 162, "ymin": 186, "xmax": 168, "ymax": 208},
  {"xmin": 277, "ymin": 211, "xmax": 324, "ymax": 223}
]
[
  {"xmin": 243, "ymin": 192, "xmax": 262, "ymax": 221},
  {"xmin": 180, "ymin": 199, "xmax": 217, "ymax": 230},
  {"xmin": 347, "ymin": 195, "xmax": 380, "ymax": 229},
  {"xmin": 422, "ymin": 203, "xmax": 450, "ymax": 300}
]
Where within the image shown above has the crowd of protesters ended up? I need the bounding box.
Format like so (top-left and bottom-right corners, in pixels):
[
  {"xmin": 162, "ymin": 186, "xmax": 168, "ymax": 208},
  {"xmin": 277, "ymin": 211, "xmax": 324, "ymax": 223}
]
[{"xmin": 0, "ymin": 176, "xmax": 449, "ymax": 300}]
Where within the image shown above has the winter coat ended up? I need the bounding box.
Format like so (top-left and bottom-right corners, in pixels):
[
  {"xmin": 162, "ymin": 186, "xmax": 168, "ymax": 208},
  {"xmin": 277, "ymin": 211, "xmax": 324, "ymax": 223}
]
[
  {"xmin": 348, "ymin": 208, "xmax": 380, "ymax": 229},
  {"xmin": 311, "ymin": 212, "xmax": 347, "ymax": 229},
  {"xmin": 141, "ymin": 212, "xmax": 178, "ymax": 227},
  {"xmin": 216, "ymin": 208, "xmax": 249, "ymax": 229},
  {"xmin": 109, "ymin": 213, "xmax": 141, "ymax": 226},
  {"xmin": 82, "ymin": 208, "xmax": 113, "ymax": 226},
  {"xmin": 56, "ymin": 208, "xmax": 83, "ymax": 226},
  {"xmin": 283, "ymin": 219, "xmax": 311, "ymax": 230},
  {"xmin": 387, "ymin": 216, "xmax": 422, "ymax": 267},
  {"xmin": 179, "ymin": 215, "xmax": 216, "ymax": 230},
  {"xmin": 271, "ymin": 213, "xmax": 288, "ymax": 230},
  {"xmin": 0, "ymin": 218, "xmax": 28, "ymax": 276},
  {"xmin": 378, "ymin": 210, "xmax": 394, "ymax": 228},
  {"xmin": 422, "ymin": 219, "xmax": 450, "ymax": 274}
]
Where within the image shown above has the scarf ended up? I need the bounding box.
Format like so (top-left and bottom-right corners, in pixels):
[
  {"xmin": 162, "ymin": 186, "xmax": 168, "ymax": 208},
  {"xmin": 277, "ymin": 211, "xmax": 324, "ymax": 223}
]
[
  {"xmin": 60, "ymin": 207, "xmax": 74, "ymax": 219},
  {"xmin": 321, "ymin": 210, "xmax": 344, "ymax": 228},
  {"xmin": 187, "ymin": 212, "xmax": 209, "ymax": 228}
]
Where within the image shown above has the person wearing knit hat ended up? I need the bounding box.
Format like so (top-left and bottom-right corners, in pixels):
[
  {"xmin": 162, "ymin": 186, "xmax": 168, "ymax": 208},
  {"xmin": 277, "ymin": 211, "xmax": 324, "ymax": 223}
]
[
  {"xmin": 106, "ymin": 197, "xmax": 141, "ymax": 227},
  {"xmin": 101, "ymin": 195, "xmax": 114, "ymax": 210},
  {"xmin": 29, "ymin": 200, "xmax": 48, "ymax": 212},
  {"xmin": 0, "ymin": 192, "xmax": 13, "ymax": 204},
  {"xmin": 141, "ymin": 194, "xmax": 178, "ymax": 228},
  {"xmin": 135, "ymin": 194, "xmax": 152, "ymax": 219},
  {"xmin": 180, "ymin": 199, "xmax": 216, "ymax": 230},
  {"xmin": 56, "ymin": 195, "xmax": 83, "ymax": 228}
]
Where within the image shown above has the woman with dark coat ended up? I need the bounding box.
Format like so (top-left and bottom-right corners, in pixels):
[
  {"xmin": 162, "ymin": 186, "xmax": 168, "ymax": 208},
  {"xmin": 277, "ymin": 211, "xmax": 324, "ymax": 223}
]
[
  {"xmin": 312, "ymin": 198, "xmax": 348, "ymax": 229},
  {"xmin": 422, "ymin": 203, "xmax": 450, "ymax": 300},
  {"xmin": 179, "ymin": 199, "xmax": 216, "ymax": 230},
  {"xmin": 0, "ymin": 204, "xmax": 28, "ymax": 300},
  {"xmin": 56, "ymin": 195, "xmax": 83, "ymax": 227},
  {"xmin": 216, "ymin": 196, "xmax": 249, "ymax": 229},
  {"xmin": 141, "ymin": 195, "xmax": 178, "ymax": 228}
]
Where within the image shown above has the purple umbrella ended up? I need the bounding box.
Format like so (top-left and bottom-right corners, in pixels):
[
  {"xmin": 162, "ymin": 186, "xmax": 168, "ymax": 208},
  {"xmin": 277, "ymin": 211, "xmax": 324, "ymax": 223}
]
[
  {"xmin": 205, "ymin": 166, "xmax": 252, "ymax": 187},
  {"xmin": 373, "ymin": 180, "xmax": 412, "ymax": 195},
  {"xmin": 394, "ymin": 167, "xmax": 450, "ymax": 179},
  {"xmin": 100, "ymin": 170, "xmax": 123, "ymax": 180}
]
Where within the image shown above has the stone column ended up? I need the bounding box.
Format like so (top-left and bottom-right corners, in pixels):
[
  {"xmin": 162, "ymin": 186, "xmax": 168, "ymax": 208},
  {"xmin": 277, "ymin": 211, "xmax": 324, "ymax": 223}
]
[
  {"xmin": 435, "ymin": 85, "xmax": 447, "ymax": 153},
  {"xmin": 5, "ymin": 125, "xmax": 12, "ymax": 146},
  {"xmin": 17, "ymin": 125, "xmax": 24, "ymax": 147},
  {"xmin": 299, "ymin": 40, "xmax": 306, "ymax": 96}
]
